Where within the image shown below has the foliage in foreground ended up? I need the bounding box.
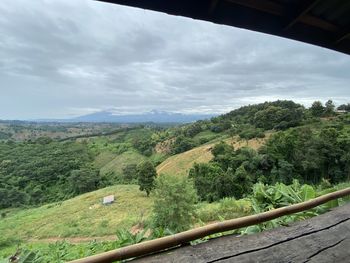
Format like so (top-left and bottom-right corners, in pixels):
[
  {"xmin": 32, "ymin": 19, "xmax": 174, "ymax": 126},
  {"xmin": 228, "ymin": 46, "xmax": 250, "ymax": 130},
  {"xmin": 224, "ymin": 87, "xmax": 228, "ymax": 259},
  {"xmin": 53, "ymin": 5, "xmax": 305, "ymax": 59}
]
[
  {"xmin": 240, "ymin": 180, "xmax": 339, "ymax": 234},
  {"xmin": 152, "ymin": 175, "xmax": 198, "ymax": 232},
  {"xmin": 1, "ymin": 181, "xmax": 348, "ymax": 262},
  {"xmin": 194, "ymin": 180, "xmax": 349, "ymax": 242}
]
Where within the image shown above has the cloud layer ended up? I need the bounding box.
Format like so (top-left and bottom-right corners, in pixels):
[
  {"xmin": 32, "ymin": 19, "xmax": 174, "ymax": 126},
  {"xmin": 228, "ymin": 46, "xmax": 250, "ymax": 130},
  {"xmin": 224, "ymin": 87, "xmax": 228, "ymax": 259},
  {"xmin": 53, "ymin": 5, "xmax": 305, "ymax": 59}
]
[{"xmin": 0, "ymin": 0, "xmax": 349, "ymax": 119}]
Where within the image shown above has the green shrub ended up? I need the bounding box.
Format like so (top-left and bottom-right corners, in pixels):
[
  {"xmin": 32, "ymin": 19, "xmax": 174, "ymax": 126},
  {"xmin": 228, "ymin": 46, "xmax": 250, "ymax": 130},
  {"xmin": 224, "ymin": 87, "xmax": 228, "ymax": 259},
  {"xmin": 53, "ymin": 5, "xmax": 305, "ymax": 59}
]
[
  {"xmin": 152, "ymin": 175, "xmax": 198, "ymax": 232},
  {"xmin": 196, "ymin": 198, "xmax": 251, "ymax": 222}
]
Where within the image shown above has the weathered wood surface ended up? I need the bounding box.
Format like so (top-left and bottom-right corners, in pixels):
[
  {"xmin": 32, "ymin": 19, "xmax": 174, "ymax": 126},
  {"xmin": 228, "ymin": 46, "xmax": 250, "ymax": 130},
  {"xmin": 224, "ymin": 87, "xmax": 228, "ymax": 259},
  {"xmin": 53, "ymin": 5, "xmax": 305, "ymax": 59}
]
[{"xmin": 133, "ymin": 204, "xmax": 350, "ymax": 263}]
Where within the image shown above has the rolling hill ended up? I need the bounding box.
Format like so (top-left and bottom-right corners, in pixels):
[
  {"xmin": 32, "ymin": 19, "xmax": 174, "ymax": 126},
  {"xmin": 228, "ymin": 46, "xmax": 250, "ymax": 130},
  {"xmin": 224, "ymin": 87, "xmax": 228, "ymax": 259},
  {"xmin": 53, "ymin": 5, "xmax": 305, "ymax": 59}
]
[
  {"xmin": 157, "ymin": 134, "xmax": 270, "ymax": 176},
  {"xmin": 0, "ymin": 135, "xmax": 269, "ymax": 245},
  {"xmin": 0, "ymin": 185, "xmax": 153, "ymax": 246}
]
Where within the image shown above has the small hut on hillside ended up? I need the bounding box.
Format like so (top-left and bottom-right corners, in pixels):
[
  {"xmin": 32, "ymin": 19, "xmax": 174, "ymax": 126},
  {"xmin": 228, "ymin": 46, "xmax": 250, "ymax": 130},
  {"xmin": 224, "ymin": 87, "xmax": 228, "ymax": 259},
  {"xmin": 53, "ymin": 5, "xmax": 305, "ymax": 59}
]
[{"xmin": 102, "ymin": 195, "xmax": 115, "ymax": 205}]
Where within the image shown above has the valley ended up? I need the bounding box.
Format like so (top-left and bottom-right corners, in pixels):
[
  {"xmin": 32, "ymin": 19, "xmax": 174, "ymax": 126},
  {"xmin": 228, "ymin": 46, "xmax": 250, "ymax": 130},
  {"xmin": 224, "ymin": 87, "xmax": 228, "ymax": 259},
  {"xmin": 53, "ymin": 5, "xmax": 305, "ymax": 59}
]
[{"xmin": 1, "ymin": 100, "xmax": 350, "ymax": 262}]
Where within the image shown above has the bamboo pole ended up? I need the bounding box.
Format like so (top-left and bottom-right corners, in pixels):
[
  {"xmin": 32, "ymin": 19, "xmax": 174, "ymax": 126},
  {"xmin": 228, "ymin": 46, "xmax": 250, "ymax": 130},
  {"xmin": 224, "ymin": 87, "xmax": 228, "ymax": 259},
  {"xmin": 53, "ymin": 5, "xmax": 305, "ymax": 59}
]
[{"xmin": 69, "ymin": 187, "xmax": 350, "ymax": 263}]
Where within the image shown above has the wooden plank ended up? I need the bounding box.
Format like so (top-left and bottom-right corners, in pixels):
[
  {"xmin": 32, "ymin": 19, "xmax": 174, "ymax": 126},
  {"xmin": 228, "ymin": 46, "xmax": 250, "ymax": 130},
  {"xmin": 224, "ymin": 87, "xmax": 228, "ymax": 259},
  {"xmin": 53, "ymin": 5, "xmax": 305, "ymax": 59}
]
[
  {"xmin": 133, "ymin": 204, "xmax": 350, "ymax": 262},
  {"xmin": 284, "ymin": 0, "xmax": 323, "ymax": 30},
  {"xmin": 225, "ymin": 0, "xmax": 284, "ymax": 16}
]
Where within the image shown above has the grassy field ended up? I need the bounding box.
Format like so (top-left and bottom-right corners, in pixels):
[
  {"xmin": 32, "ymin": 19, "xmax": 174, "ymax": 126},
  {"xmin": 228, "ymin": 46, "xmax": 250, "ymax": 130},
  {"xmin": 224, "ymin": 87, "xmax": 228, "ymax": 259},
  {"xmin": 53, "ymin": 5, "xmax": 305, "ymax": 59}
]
[
  {"xmin": 1, "ymin": 176, "xmax": 348, "ymax": 259},
  {"xmin": 192, "ymin": 130, "xmax": 221, "ymax": 144},
  {"xmin": 157, "ymin": 135, "xmax": 270, "ymax": 176},
  {"xmin": 0, "ymin": 185, "xmax": 153, "ymax": 244},
  {"xmin": 0, "ymin": 182, "xmax": 251, "ymax": 259}
]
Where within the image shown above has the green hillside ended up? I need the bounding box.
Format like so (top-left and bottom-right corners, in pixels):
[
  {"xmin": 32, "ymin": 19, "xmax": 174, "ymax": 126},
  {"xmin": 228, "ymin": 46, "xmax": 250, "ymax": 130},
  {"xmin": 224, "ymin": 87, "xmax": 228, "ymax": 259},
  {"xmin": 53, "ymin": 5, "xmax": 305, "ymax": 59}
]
[
  {"xmin": 0, "ymin": 185, "xmax": 153, "ymax": 256},
  {"xmin": 100, "ymin": 150, "xmax": 147, "ymax": 178}
]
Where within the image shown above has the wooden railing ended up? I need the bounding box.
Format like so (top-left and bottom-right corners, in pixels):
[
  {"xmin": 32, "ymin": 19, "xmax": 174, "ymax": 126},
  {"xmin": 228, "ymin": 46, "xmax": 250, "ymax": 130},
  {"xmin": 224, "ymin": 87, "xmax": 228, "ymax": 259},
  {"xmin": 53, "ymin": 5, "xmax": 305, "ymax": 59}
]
[{"xmin": 69, "ymin": 187, "xmax": 350, "ymax": 263}]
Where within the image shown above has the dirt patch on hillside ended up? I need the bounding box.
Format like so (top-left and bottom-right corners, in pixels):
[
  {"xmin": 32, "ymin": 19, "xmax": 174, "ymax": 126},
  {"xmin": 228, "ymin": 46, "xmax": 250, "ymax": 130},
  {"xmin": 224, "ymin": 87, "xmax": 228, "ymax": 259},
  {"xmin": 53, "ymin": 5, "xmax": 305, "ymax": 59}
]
[
  {"xmin": 228, "ymin": 133, "xmax": 271, "ymax": 150},
  {"xmin": 155, "ymin": 138, "xmax": 175, "ymax": 154},
  {"xmin": 157, "ymin": 133, "xmax": 271, "ymax": 176}
]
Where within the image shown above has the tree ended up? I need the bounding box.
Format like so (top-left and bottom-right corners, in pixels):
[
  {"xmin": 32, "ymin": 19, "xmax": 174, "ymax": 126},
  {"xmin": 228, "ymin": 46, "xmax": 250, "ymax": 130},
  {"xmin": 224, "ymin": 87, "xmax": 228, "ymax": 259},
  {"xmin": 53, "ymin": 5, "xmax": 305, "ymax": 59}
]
[
  {"xmin": 211, "ymin": 141, "xmax": 234, "ymax": 158},
  {"xmin": 324, "ymin": 99, "xmax": 335, "ymax": 116},
  {"xmin": 0, "ymin": 187, "xmax": 28, "ymax": 208},
  {"xmin": 184, "ymin": 123, "xmax": 202, "ymax": 137},
  {"xmin": 68, "ymin": 168, "xmax": 100, "ymax": 195},
  {"xmin": 171, "ymin": 135, "xmax": 196, "ymax": 154},
  {"xmin": 310, "ymin": 101, "xmax": 324, "ymax": 117},
  {"xmin": 211, "ymin": 141, "xmax": 235, "ymax": 171},
  {"xmin": 137, "ymin": 161, "xmax": 157, "ymax": 196},
  {"xmin": 189, "ymin": 163, "xmax": 223, "ymax": 201},
  {"xmin": 132, "ymin": 135, "xmax": 154, "ymax": 156},
  {"xmin": 337, "ymin": 103, "xmax": 350, "ymax": 112},
  {"xmin": 318, "ymin": 128, "xmax": 339, "ymax": 182},
  {"xmin": 270, "ymin": 160, "xmax": 295, "ymax": 184},
  {"xmin": 122, "ymin": 164, "xmax": 138, "ymax": 183},
  {"xmin": 231, "ymin": 165, "xmax": 253, "ymax": 199},
  {"xmin": 254, "ymin": 106, "xmax": 285, "ymax": 130},
  {"xmin": 253, "ymin": 105, "xmax": 303, "ymax": 130},
  {"xmin": 214, "ymin": 168, "xmax": 236, "ymax": 199},
  {"xmin": 152, "ymin": 175, "xmax": 198, "ymax": 232}
]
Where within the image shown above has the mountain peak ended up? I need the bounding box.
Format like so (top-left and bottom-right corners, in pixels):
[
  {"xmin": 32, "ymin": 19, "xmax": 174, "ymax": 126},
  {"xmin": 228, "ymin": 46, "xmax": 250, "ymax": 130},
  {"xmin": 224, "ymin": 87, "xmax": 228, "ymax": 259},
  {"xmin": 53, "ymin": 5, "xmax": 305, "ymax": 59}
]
[{"xmin": 73, "ymin": 110, "xmax": 215, "ymax": 123}]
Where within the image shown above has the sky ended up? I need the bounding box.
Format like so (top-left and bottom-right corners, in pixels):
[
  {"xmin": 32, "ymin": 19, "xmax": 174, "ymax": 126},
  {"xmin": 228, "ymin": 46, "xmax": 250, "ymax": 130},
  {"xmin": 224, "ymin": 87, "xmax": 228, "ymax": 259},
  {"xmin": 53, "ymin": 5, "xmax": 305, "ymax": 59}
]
[{"xmin": 0, "ymin": 0, "xmax": 349, "ymax": 119}]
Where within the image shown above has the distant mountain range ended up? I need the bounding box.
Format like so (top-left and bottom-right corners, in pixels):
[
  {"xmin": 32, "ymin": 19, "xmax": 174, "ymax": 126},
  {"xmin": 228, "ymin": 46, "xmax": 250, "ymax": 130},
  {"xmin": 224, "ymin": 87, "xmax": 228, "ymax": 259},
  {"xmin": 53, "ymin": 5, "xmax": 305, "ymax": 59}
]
[{"xmin": 36, "ymin": 110, "xmax": 216, "ymax": 123}]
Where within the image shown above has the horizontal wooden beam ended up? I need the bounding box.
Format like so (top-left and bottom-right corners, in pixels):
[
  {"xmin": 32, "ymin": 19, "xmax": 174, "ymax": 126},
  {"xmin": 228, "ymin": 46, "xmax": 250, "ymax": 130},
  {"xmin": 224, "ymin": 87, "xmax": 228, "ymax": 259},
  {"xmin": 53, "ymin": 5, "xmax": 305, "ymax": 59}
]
[
  {"xmin": 300, "ymin": 14, "xmax": 338, "ymax": 33},
  {"xmin": 336, "ymin": 32, "xmax": 350, "ymax": 44},
  {"xmin": 225, "ymin": 0, "xmax": 283, "ymax": 16},
  {"xmin": 69, "ymin": 187, "xmax": 350, "ymax": 263},
  {"xmin": 225, "ymin": 0, "xmax": 339, "ymax": 33},
  {"xmin": 284, "ymin": 0, "xmax": 323, "ymax": 30}
]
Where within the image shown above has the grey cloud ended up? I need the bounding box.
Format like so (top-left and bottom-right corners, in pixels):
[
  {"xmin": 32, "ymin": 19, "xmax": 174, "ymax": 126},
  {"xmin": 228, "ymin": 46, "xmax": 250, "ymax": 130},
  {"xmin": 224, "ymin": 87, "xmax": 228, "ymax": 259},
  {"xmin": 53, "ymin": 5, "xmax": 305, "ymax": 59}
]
[{"xmin": 0, "ymin": 0, "xmax": 349, "ymax": 119}]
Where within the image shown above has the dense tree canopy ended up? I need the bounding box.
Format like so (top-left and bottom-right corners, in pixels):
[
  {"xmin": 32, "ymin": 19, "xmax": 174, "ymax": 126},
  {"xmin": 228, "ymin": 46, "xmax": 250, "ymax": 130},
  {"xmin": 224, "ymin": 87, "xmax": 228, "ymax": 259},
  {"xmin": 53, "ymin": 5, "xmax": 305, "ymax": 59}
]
[
  {"xmin": 253, "ymin": 105, "xmax": 303, "ymax": 130},
  {"xmin": 68, "ymin": 167, "xmax": 100, "ymax": 195},
  {"xmin": 0, "ymin": 140, "xmax": 96, "ymax": 208},
  {"xmin": 189, "ymin": 120, "xmax": 350, "ymax": 201}
]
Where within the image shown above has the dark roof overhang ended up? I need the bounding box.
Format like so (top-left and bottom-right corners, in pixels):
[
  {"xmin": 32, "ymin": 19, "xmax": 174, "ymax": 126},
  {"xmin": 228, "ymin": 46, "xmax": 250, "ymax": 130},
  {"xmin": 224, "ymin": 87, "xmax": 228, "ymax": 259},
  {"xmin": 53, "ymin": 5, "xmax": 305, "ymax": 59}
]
[{"xmin": 98, "ymin": 0, "xmax": 350, "ymax": 55}]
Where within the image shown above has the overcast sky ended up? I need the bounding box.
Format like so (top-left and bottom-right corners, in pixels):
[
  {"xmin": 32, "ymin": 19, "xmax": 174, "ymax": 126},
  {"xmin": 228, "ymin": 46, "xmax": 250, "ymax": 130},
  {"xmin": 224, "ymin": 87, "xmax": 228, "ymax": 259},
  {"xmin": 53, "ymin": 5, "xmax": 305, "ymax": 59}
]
[{"xmin": 0, "ymin": 0, "xmax": 349, "ymax": 119}]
